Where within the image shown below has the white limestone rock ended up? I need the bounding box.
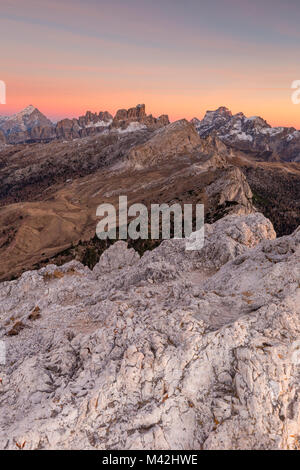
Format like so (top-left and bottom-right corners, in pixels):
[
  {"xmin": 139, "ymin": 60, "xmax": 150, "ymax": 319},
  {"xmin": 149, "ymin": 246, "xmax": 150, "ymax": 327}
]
[
  {"xmin": 0, "ymin": 214, "xmax": 299, "ymax": 450},
  {"xmin": 93, "ymin": 241, "xmax": 140, "ymax": 277}
]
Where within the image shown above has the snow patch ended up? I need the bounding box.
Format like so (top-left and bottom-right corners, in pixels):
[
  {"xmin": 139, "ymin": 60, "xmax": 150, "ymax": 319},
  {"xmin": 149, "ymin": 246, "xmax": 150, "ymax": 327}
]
[
  {"xmin": 116, "ymin": 122, "xmax": 147, "ymax": 134},
  {"xmin": 85, "ymin": 119, "xmax": 112, "ymax": 128}
]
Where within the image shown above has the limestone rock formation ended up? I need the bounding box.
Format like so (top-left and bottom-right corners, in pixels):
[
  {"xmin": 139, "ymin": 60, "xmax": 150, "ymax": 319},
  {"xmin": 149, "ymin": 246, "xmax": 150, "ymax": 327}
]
[
  {"xmin": 127, "ymin": 119, "xmax": 202, "ymax": 167},
  {"xmin": 0, "ymin": 104, "xmax": 169, "ymax": 144},
  {"xmin": 55, "ymin": 111, "xmax": 113, "ymax": 140},
  {"xmin": 205, "ymin": 166, "xmax": 254, "ymax": 217},
  {"xmin": 0, "ymin": 105, "xmax": 55, "ymax": 144},
  {"xmin": 192, "ymin": 106, "xmax": 300, "ymax": 162},
  {"xmin": 0, "ymin": 213, "xmax": 299, "ymax": 450},
  {"xmin": 191, "ymin": 211, "xmax": 276, "ymax": 269},
  {"xmin": 112, "ymin": 104, "xmax": 169, "ymax": 131},
  {"xmin": 93, "ymin": 241, "xmax": 140, "ymax": 276},
  {"xmin": 53, "ymin": 105, "xmax": 168, "ymax": 140}
]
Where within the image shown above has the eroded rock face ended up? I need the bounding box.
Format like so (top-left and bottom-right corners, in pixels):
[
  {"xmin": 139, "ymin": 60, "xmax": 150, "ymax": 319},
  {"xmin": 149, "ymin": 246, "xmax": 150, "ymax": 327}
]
[
  {"xmin": 0, "ymin": 213, "xmax": 299, "ymax": 450},
  {"xmin": 112, "ymin": 104, "xmax": 169, "ymax": 131},
  {"xmin": 127, "ymin": 119, "xmax": 202, "ymax": 167},
  {"xmin": 93, "ymin": 241, "xmax": 140, "ymax": 276},
  {"xmin": 193, "ymin": 211, "xmax": 276, "ymax": 269},
  {"xmin": 205, "ymin": 166, "xmax": 254, "ymax": 217},
  {"xmin": 0, "ymin": 104, "xmax": 169, "ymax": 144},
  {"xmin": 55, "ymin": 111, "xmax": 113, "ymax": 140},
  {"xmin": 0, "ymin": 130, "xmax": 6, "ymax": 145},
  {"xmin": 53, "ymin": 105, "xmax": 169, "ymax": 140}
]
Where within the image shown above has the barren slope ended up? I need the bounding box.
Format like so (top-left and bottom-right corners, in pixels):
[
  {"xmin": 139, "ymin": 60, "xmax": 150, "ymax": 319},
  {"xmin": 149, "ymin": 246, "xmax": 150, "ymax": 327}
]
[{"xmin": 0, "ymin": 120, "xmax": 299, "ymax": 281}]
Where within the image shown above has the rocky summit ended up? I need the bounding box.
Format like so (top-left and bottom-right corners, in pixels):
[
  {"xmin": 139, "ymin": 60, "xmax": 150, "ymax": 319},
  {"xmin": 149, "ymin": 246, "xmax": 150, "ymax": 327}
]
[
  {"xmin": 191, "ymin": 106, "xmax": 300, "ymax": 162},
  {"xmin": 0, "ymin": 105, "xmax": 54, "ymax": 144},
  {"xmin": 1, "ymin": 212, "xmax": 300, "ymax": 450}
]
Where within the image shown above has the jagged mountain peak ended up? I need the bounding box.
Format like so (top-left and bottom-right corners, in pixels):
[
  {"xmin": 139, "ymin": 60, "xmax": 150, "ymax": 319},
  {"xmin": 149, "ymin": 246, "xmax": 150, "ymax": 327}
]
[
  {"xmin": 7, "ymin": 104, "xmax": 51, "ymax": 121},
  {"xmin": 19, "ymin": 104, "xmax": 36, "ymax": 115},
  {"xmin": 0, "ymin": 105, "xmax": 54, "ymax": 143},
  {"xmin": 191, "ymin": 106, "xmax": 233, "ymax": 138},
  {"xmin": 191, "ymin": 106, "xmax": 299, "ymax": 161},
  {"xmin": 214, "ymin": 105, "xmax": 232, "ymax": 114},
  {"xmin": 201, "ymin": 107, "xmax": 232, "ymax": 125},
  {"xmin": 111, "ymin": 103, "xmax": 169, "ymax": 131},
  {"xmin": 204, "ymin": 106, "xmax": 233, "ymax": 118},
  {"xmin": 190, "ymin": 117, "xmax": 201, "ymax": 126}
]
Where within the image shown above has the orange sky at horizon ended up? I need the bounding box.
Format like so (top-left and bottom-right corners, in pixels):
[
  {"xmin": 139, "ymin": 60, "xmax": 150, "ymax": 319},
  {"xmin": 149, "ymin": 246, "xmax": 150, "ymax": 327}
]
[
  {"xmin": 1, "ymin": 82, "xmax": 299, "ymax": 129},
  {"xmin": 1, "ymin": 0, "xmax": 300, "ymax": 129}
]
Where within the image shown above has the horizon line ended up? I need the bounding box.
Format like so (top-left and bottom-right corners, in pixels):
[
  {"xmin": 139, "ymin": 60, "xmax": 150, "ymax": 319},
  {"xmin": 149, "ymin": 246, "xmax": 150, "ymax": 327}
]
[{"xmin": 1, "ymin": 102, "xmax": 299, "ymax": 131}]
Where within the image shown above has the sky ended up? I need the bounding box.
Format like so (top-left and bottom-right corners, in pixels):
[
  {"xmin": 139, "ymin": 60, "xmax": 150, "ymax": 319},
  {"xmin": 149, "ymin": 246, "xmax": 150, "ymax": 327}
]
[{"xmin": 1, "ymin": 0, "xmax": 300, "ymax": 127}]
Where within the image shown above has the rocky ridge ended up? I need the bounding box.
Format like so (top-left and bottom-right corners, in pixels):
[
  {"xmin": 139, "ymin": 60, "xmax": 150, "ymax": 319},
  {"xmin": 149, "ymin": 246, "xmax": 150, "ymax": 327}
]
[
  {"xmin": 127, "ymin": 119, "xmax": 203, "ymax": 168},
  {"xmin": 0, "ymin": 116, "xmax": 258, "ymax": 281},
  {"xmin": 112, "ymin": 103, "xmax": 169, "ymax": 131},
  {"xmin": 0, "ymin": 104, "xmax": 169, "ymax": 144},
  {"xmin": 192, "ymin": 106, "xmax": 300, "ymax": 162},
  {"xmin": 1, "ymin": 103, "xmax": 300, "ymax": 163},
  {"xmin": 0, "ymin": 114, "xmax": 299, "ymax": 282},
  {"xmin": 55, "ymin": 110, "xmax": 113, "ymax": 140}
]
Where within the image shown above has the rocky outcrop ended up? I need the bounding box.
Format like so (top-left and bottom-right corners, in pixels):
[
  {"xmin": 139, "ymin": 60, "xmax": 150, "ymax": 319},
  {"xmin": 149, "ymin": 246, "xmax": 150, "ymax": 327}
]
[
  {"xmin": 192, "ymin": 106, "xmax": 233, "ymax": 137},
  {"xmin": 0, "ymin": 104, "xmax": 169, "ymax": 144},
  {"xmin": 112, "ymin": 104, "xmax": 169, "ymax": 131},
  {"xmin": 205, "ymin": 166, "xmax": 254, "ymax": 217},
  {"xmin": 17, "ymin": 104, "xmax": 169, "ymax": 142},
  {"xmin": 93, "ymin": 241, "xmax": 140, "ymax": 276},
  {"xmin": 192, "ymin": 106, "xmax": 300, "ymax": 162},
  {"xmin": 78, "ymin": 111, "xmax": 113, "ymax": 129},
  {"xmin": 194, "ymin": 211, "xmax": 276, "ymax": 269},
  {"xmin": 55, "ymin": 118, "xmax": 81, "ymax": 140},
  {"xmin": 0, "ymin": 213, "xmax": 299, "ymax": 450},
  {"xmin": 55, "ymin": 111, "xmax": 113, "ymax": 140},
  {"xmin": 54, "ymin": 104, "xmax": 169, "ymax": 140},
  {"xmin": 126, "ymin": 119, "xmax": 241, "ymax": 170},
  {"xmin": 127, "ymin": 119, "xmax": 202, "ymax": 167}
]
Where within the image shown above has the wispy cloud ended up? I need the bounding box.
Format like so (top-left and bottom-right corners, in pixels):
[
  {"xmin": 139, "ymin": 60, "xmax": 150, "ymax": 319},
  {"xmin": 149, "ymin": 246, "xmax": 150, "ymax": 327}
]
[{"xmin": 1, "ymin": 0, "xmax": 300, "ymax": 128}]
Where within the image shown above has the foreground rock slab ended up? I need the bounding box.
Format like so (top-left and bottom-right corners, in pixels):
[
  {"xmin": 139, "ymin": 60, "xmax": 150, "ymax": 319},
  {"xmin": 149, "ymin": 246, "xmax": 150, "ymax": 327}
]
[{"xmin": 0, "ymin": 213, "xmax": 299, "ymax": 450}]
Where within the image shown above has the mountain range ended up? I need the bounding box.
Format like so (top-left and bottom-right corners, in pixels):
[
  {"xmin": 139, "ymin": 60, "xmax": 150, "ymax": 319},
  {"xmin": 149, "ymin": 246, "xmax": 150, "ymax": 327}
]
[
  {"xmin": 0, "ymin": 102, "xmax": 299, "ymax": 450},
  {"xmin": 1, "ymin": 104, "xmax": 300, "ymax": 163},
  {"xmin": 0, "ymin": 104, "xmax": 169, "ymax": 144},
  {"xmin": 0, "ymin": 104, "xmax": 299, "ymax": 281},
  {"xmin": 192, "ymin": 106, "xmax": 300, "ymax": 162}
]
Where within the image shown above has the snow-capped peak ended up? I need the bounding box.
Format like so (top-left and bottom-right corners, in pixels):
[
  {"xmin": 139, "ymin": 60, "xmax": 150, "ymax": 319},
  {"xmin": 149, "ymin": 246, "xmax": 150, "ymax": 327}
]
[
  {"xmin": 4, "ymin": 105, "xmax": 38, "ymax": 124},
  {"xmin": 14, "ymin": 105, "xmax": 36, "ymax": 118},
  {"xmin": 24, "ymin": 104, "xmax": 35, "ymax": 113}
]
